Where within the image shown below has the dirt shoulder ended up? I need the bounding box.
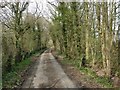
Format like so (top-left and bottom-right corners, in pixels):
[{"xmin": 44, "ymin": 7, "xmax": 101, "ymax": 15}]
[
  {"xmin": 20, "ymin": 55, "xmax": 40, "ymax": 88},
  {"xmin": 52, "ymin": 51, "xmax": 103, "ymax": 88}
]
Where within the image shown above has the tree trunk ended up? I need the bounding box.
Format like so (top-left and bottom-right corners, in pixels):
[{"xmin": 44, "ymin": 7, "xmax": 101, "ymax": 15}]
[
  {"xmin": 85, "ymin": 2, "xmax": 89, "ymax": 62},
  {"xmin": 15, "ymin": 35, "xmax": 22, "ymax": 63}
]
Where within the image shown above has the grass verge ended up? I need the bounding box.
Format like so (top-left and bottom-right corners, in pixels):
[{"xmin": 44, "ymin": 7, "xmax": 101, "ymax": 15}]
[
  {"xmin": 2, "ymin": 49, "xmax": 46, "ymax": 88},
  {"xmin": 3, "ymin": 58, "xmax": 31, "ymax": 88},
  {"xmin": 61, "ymin": 58, "xmax": 113, "ymax": 88},
  {"xmin": 79, "ymin": 67, "xmax": 113, "ymax": 88}
]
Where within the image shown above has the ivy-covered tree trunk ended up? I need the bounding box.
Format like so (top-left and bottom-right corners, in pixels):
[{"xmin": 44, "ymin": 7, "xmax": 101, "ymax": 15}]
[
  {"xmin": 15, "ymin": 35, "xmax": 23, "ymax": 63},
  {"xmin": 85, "ymin": 2, "xmax": 89, "ymax": 63},
  {"xmin": 118, "ymin": 25, "xmax": 120, "ymax": 76},
  {"xmin": 60, "ymin": 2, "xmax": 68, "ymax": 58},
  {"xmin": 11, "ymin": 2, "xmax": 29, "ymax": 63},
  {"xmin": 37, "ymin": 22, "xmax": 42, "ymax": 50}
]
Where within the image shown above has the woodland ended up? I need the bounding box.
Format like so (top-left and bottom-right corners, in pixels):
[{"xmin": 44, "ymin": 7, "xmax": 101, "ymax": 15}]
[{"xmin": 0, "ymin": 0, "xmax": 120, "ymax": 88}]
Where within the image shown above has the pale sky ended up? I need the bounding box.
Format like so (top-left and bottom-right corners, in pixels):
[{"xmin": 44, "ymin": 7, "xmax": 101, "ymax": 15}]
[
  {"xmin": 28, "ymin": 0, "xmax": 57, "ymax": 19},
  {"xmin": 0, "ymin": 0, "xmax": 57, "ymax": 19},
  {"xmin": 0, "ymin": 0, "xmax": 119, "ymax": 22}
]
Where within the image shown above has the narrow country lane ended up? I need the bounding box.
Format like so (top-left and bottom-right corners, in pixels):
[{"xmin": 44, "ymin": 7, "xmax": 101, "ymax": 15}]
[
  {"xmin": 2, "ymin": 1, "xmax": 119, "ymax": 88},
  {"xmin": 22, "ymin": 50, "xmax": 77, "ymax": 88}
]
